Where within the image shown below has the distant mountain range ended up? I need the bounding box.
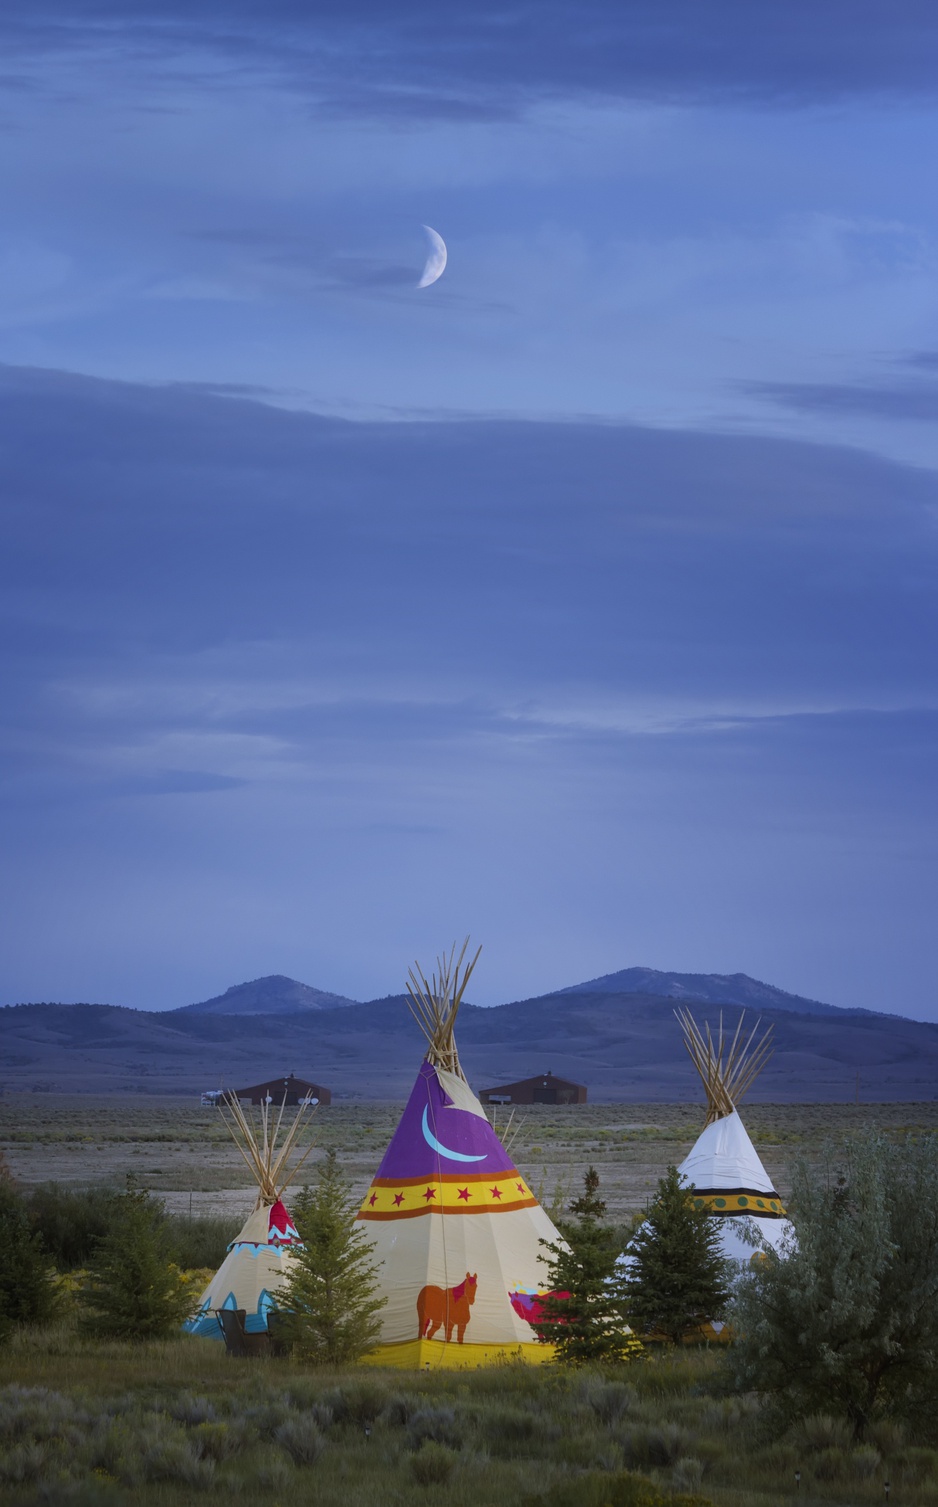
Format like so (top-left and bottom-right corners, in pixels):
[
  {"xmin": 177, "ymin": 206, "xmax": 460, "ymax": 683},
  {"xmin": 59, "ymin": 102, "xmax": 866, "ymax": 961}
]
[
  {"xmin": 173, "ymin": 967, "xmax": 856, "ymax": 1020},
  {"xmin": 2, "ymin": 967, "xmax": 936, "ymax": 1101}
]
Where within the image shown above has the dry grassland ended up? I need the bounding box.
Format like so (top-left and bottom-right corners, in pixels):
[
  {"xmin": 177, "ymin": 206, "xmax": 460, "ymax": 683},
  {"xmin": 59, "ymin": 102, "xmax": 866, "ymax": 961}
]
[{"xmin": 3, "ymin": 1096, "xmax": 937, "ymax": 1222}]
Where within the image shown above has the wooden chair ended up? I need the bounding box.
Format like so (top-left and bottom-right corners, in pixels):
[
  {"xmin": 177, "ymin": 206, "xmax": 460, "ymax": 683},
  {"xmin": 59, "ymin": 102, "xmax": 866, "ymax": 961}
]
[{"xmin": 214, "ymin": 1308, "xmax": 271, "ymax": 1357}]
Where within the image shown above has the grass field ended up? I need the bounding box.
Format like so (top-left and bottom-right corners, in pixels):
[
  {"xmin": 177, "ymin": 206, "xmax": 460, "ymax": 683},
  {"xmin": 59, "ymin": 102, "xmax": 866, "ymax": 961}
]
[
  {"xmin": 3, "ymin": 1099, "xmax": 938, "ymax": 1506},
  {"xmin": 2, "ymin": 1328, "xmax": 937, "ymax": 1507}
]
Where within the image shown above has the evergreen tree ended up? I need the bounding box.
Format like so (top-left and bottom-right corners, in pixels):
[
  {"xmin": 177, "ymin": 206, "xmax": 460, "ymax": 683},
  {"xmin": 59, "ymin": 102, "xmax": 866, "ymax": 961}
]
[
  {"xmin": 731, "ymin": 1134, "xmax": 938, "ymax": 1440},
  {"xmin": 533, "ymin": 1166, "xmax": 640, "ymax": 1365},
  {"xmin": 79, "ymin": 1179, "xmax": 198, "ymax": 1340},
  {"xmin": 277, "ymin": 1150, "xmax": 386, "ymax": 1365},
  {"xmin": 625, "ymin": 1165, "xmax": 731, "ymax": 1344},
  {"xmin": 0, "ymin": 1174, "xmax": 58, "ymax": 1339}
]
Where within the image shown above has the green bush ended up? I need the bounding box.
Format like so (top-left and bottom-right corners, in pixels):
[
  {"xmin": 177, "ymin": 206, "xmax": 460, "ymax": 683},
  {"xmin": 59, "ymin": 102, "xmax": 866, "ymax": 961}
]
[
  {"xmin": 0, "ymin": 1185, "xmax": 59, "ymax": 1333},
  {"xmin": 730, "ymin": 1132, "xmax": 938, "ymax": 1440},
  {"xmin": 25, "ymin": 1184, "xmax": 114, "ymax": 1269}
]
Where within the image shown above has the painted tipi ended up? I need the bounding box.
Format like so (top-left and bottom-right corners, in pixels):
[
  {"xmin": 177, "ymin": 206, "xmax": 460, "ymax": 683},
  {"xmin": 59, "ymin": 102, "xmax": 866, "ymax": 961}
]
[
  {"xmin": 185, "ymin": 1088, "xmax": 316, "ymax": 1337},
  {"xmin": 674, "ymin": 1008, "xmax": 794, "ymax": 1263},
  {"xmin": 357, "ymin": 940, "xmax": 564, "ymax": 1368}
]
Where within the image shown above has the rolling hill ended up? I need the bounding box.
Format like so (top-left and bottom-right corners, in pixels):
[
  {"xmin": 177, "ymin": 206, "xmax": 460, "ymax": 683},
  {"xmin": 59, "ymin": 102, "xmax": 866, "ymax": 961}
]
[{"xmin": 2, "ymin": 969, "xmax": 936, "ymax": 1101}]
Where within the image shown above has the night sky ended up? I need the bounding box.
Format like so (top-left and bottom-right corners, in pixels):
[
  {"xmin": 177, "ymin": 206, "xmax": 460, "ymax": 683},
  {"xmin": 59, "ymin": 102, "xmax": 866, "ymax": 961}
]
[{"xmin": 2, "ymin": 3, "xmax": 936, "ymax": 1017}]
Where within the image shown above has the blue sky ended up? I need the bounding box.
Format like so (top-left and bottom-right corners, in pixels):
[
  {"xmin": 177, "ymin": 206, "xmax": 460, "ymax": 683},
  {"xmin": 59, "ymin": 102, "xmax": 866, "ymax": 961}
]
[{"xmin": 1, "ymin": 3, "xmax": 937, "ymax": 1018}]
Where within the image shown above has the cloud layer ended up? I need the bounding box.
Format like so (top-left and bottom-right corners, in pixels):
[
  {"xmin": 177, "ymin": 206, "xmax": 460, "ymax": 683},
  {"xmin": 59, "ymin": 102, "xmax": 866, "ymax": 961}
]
[{"xmin": 1, "ymin": 364, "xmax": 935, "ymax": 1014}]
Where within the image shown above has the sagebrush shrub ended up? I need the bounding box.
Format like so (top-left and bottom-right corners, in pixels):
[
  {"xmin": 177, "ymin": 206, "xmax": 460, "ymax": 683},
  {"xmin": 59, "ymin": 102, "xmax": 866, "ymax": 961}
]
[
  {"xmin": 274, "ymin": 1416, "xmax": 326, "ymax": 1465},
  {"xmin": 672, "ymin": 1456, "xmax": 705, "ymax": 1490},
  {"xmin": 799, "ymin": 1412, "xmax": 852, "ymax": 1452},
  {"xmin": 810, "ymin": 1445, "xmax": 848, "ymax": 1480},
  {"xmin": 243, "ymin": 1399, "xmax": 295, "ymax": 1440},
  {"xmin": 583, "ymin": 1379, "xmax": 638, "ymax": 1425},
  {"xmin": 329, "ymin": 1378, "xmax": 388, "ymax": 1425},
  {"xmin": 851, "ymin": 1444, "xmax": 881, "ymax": 1478},
  {"xmin": 623, "ymin": 1422, "xmax": 693, "ymax": 1469},
  {"xmin": 409, "ymin": 1440, "xmax": 458, "ymax": 1486},
  {"xmin": 192, "ymin": 1421, "xmax": 241, "ymax": 1461},
  {"xmin": 379, "ymin": 1393, "xmax": 411, "ymax": 1427},
  {"xmin": 406, "ymin": 1405, "xmax": 462, "ymax": 1451},
  {"xmin": 138, "ymin": 1438, "xmax": 214, "ymax": 1486},
  {"xmin": 169, "ymin": 1391, "xmax": 217, "ymax": 1426},
  {"xmin": 0, "ymin": 1440, "xmax": 52, "ymax": 1485}
]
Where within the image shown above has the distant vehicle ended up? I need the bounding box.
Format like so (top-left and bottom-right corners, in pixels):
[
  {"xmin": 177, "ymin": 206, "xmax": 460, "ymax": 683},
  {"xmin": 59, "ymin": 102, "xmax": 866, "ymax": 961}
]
[{"xmin": 200, "ymin": 1090, "xmax": 224, "ymax": 1107}]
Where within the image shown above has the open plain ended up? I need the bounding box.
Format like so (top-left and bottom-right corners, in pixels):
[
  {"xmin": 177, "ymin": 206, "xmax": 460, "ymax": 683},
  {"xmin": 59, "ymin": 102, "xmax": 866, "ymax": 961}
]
[{"xmin": 3, "ymin": 1096, "xmax": 937, "ymax": 1224}]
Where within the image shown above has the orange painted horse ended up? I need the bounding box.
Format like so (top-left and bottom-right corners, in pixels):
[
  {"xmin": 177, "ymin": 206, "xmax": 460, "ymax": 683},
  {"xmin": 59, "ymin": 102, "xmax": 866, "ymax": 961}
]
[{"xmin": 416, "ymin": 1272, "xmax": 478, "ymax": 1343}]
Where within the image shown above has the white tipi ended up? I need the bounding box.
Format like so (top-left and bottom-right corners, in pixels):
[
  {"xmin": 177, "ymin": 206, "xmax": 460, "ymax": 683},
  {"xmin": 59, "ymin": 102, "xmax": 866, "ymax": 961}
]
[
  {"xmin": 185, "ymin": 1088, "xmax": 317, "ymax": 1337},
  {"xmin": 674, "ymin": 1008, "xmax": 794, "ymax": 1262},
  {"xmin": 357, "ymin": 940, "xmax": 566, "ymax": 1369}
]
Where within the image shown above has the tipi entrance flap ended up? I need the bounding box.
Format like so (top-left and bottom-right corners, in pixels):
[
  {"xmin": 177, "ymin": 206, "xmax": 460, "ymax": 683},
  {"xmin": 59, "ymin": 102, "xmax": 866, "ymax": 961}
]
[
  {"xmin": 230, "ymin": 1205, "xmax": 271, "ymax": 1247},
  {"xmin": 437, "ymin": 1065, "xmax": 489, "ymax": 1121}
]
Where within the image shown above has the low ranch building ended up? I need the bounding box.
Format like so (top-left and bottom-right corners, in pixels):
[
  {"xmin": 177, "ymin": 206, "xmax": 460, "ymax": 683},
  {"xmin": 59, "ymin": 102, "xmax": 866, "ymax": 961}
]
[
  {"xmin": 233, "ymin": 1072, "xmax": 332, "ymax": 1107},
  {"xmin": 478, "ymin": 1070, "xmax": 587, "ymax": 1106}
]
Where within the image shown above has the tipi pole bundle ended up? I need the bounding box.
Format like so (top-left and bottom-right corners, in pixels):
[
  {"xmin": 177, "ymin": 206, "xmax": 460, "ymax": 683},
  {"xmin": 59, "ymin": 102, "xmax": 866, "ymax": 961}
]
[
  {"xmin": 405, "ymin": 936, "xmax": 481, "ymax": 1079},
  {"xmin": 218, "ymin": 1090, "xmax": 318, "ymax": 1210},
  {"xmin": 675, "ymin": 1008, "xmax": 774, "ymax": 1124}
]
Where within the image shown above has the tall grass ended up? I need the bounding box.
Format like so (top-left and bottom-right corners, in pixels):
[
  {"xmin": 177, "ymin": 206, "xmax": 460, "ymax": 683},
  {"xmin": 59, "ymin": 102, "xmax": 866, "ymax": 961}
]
[{"xmin": 0, "ymin": 1331, "xmax": 935, "ymax": 1507}]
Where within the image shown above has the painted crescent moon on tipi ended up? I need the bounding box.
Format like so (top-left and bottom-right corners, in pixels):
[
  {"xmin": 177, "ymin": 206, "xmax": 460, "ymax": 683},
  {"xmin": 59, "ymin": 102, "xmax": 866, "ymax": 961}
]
[
  {"xmin": 421, "ymin": 1106, "xmax": 486, "ymax": 1162},
  {"xmin": 418, "ymin": 224, "xmax": 447, "ymax": 288}
]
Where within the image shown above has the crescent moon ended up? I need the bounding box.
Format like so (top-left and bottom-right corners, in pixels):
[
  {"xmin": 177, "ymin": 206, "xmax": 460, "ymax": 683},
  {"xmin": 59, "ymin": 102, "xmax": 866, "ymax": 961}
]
[
  {"xmin": 418, "ymin": 224, "xmax": 447, "ymax": 288},
  {"xmin": 421, "ymin": 1105, "xmax": 486, "ymax": 1162}
]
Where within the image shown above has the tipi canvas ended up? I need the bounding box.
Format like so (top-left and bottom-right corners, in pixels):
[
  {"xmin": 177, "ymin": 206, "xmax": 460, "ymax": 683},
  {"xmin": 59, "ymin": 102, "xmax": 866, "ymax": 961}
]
[
  {"xmin": 674, "ymin": 1009, "xmax": 794, "ymax": 1263},
  {"xmin": 185, "ymin": 1089, "xmax": 316, "ymax": 1337},
  {"xmin": 357, "ymin": 941, "xmax": 564, "ymax": 1368}
]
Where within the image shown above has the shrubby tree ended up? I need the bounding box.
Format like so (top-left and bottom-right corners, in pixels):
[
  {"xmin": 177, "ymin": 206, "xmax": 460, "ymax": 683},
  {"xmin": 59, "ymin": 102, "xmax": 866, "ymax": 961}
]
[
  {"xmin": 730, "ymin": 1133, "xmax": 938, "ymax": 1440},
  {"xmin": 25, "ymin": 1182, "xmax": 113, "ymax": 1269},
  {"xmin": 79, "ymin": 1178, "xmax": 199, "ymax": 1339},
  {"xmin": 533, "ymin": 1165, "xmax": 640, "ymax": 1364},
  {"xmin": 625, "ymin": 1165, "xmax": 731, "ymax": 1344},
  {"xmin": 0, "ymin": 1167, "xmax": 58, "ymax": 1338},
  {"xmin": 278, "ymin": 1149, "xmax": 386, "ymax": 1365}
]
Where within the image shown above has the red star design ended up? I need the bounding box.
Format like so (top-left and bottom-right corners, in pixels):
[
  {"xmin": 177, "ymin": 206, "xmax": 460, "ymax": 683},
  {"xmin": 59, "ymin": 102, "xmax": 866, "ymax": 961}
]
[
  {"xmin": 368, "ymin": 1192, "xmax": 378, "ymax": 1207},
  {"xmin": 490, "ymin": 1185, "xmax": 503, "ymax": 1200},
  {"xmin": 457, "ymin": 1187, "xmax": 471, "ymax": 1201},
  {"xmin": 423, "ymin": 1186, "xmax": 437, "ymax": 1201},
  {"xmin": 393, "ymin": 1192, "xmax": 405, "ymax": 1207},
  {"xmin": 516, "ymin": 1182, "xmax": 525, "ymax": 1193}
]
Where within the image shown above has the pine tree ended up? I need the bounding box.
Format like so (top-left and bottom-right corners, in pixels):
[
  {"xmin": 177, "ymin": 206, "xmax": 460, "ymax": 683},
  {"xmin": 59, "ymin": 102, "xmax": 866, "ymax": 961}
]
[
  {"xmin": 625, "ymin": 1165, "xmax": 731, "ymax": 1344},
  {"xmin": 277, "ymin": 1150, "xmax": 386, "ymax": 1365},
  {"xmin": 533, "ymin": 1165, "xmax": 641, "ymax": 1365},
  {"xmin": 0, "ymin": 1174, "xmax": 58, "ymax": 1340},
  {"xmin": 79, "ymin": 1179, "xmax": 199, "ymax": 1340}
]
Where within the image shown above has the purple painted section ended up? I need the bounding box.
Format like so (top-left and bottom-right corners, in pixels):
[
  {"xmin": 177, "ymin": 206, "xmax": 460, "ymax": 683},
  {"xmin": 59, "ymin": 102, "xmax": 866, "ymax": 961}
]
[{"xmin": 375, "ymin": 1061, "xmax": 516, "ymax": 1180}]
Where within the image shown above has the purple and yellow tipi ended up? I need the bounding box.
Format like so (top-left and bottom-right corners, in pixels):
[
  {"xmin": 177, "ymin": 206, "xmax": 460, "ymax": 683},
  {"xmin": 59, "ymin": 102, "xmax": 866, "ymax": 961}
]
[{"xmin": 358, "ymin": 940, "xmax": 564, "ymax": 1368}]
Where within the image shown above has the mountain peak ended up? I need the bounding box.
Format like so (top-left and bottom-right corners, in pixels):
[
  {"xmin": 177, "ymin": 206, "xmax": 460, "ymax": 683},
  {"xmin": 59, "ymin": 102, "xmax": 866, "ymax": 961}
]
[
  {"xmin": 558, "ymin": 966, "xmax": 846, "ymax": 1017},
  {"xmin": 173, "ymin": 974, "xmax": 359, "ymax": 1016}
]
